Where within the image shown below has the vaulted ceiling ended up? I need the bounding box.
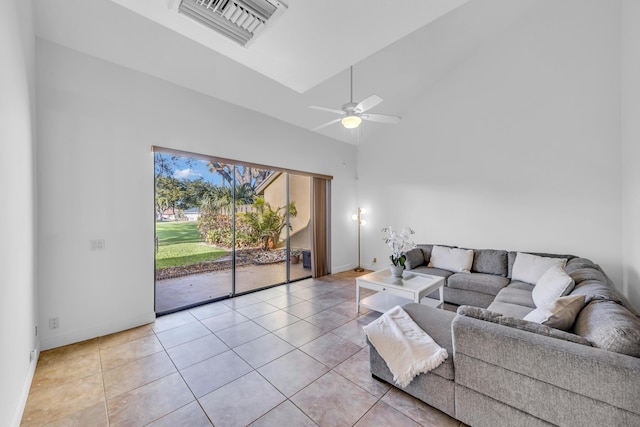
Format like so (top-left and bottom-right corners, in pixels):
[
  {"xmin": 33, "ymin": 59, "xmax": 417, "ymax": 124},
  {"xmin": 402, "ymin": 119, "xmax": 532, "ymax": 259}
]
[{"xmin": 34, "ymin": 0, "xmax": 540, "ymax": 144}]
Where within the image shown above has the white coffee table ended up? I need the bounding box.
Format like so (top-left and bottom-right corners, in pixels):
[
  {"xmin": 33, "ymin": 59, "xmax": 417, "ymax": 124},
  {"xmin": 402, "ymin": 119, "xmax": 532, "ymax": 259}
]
[{"xmin": 356, "ymin": 269, "xmax": 445, "ymax": 314}]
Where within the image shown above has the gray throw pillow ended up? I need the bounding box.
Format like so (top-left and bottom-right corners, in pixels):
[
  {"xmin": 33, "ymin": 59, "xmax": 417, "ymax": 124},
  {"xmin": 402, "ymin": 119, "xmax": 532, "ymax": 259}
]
[
  {"xmin": 404, "ymin": 248, "xmax": 425, "ymax": 270},
  {"xmin": 416, "ymin": 244, "xmax": 435, "ymax": 265},
  {"xmin": 457, "ymin": 305, "xmax": 592, "ymax": 346},
  {"xmin": 471, "ymin": 249, "xmax": 508, "ymax": 276}
]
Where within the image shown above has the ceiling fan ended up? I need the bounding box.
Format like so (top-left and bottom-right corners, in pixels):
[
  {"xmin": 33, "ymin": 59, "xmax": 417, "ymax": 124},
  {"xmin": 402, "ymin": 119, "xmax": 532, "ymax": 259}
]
[{"xmin": 309, "ymin": 66, "xmax": 401, "ymax": 131}]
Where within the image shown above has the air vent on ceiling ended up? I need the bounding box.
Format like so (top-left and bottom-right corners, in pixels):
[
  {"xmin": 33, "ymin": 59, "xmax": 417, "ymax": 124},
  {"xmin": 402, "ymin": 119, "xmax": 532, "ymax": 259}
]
[{"xmin": 179, "ymin": 0, "xmax": 286, "ymax": 47}]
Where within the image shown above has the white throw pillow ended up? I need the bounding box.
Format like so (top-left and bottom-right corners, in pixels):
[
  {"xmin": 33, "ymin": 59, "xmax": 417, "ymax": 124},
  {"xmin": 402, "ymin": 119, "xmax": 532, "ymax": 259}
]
[
  {"xmin": 427, "ymin": 246, "xmax": 474, "ymax": 273},
  {"xmin": 523, "ymin": 294, "xmax": 586, "ymax": 331},
  {"xmin": 532, "ymin": 264, "xmax": 576, "ymax": 307},
  {"xmin": 511, "ymin": 252, "xmax": 567, "ymax": 285}
]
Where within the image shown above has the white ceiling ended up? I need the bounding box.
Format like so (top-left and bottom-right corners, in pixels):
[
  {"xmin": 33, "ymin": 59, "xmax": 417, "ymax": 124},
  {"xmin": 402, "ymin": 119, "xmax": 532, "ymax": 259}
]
[
  {"xmin": 34, "ymin": 0, "xmax": 540, "ymax": 144},
  {"xmin": 109, "ymin": 0, "xmax": 471, "ymax": 93}
]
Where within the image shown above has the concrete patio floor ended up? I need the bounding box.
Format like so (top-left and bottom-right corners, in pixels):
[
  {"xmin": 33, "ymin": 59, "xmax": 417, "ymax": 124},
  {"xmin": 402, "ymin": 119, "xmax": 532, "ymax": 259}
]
[{"xmin": 155, "ymin": 262, "xmax": 311, "ymax": 313}]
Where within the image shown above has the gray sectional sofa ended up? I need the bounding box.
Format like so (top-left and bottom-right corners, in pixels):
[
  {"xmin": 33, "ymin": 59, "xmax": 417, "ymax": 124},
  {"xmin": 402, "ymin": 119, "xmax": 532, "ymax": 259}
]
[{"xmin": 368, "ymin": 244, "xmax": 640, "ymax": 427}]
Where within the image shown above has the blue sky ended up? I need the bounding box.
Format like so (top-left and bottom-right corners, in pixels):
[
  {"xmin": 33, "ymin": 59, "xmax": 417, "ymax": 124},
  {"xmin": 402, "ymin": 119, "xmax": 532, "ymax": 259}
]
[
  {"xmin": 172, "ymin": 157, "xmax": 213, "ymax": 181},
  {"xmin": 158, "ymin": 154, "xmax": 224, "ymax": 185},
  {"xmin": 159, "ymin": 153, "xmax": 272, "ymax": 187}
]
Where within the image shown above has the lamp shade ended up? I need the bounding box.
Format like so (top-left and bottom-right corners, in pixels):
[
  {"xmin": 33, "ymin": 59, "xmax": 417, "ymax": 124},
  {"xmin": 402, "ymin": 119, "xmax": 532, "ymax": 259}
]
[{"xmin": 341, "ymin": 115, "xmax": 362, "ymax": 129}]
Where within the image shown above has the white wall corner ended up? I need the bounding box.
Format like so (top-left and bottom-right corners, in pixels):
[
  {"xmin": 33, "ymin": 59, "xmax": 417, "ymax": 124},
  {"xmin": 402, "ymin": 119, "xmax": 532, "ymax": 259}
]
[{"xmin": 10, "ymin": 344, "xmax": 39, "ymax": 427}]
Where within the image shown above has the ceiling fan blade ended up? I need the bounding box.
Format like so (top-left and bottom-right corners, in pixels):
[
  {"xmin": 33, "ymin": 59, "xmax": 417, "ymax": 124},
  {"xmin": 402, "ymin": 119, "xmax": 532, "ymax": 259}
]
[
  {"xmin": 311, "ymin": 118, "xmax": 342, "ymax": 131},
  {"xmin": 361, "ymin": 113, "xmax": 402, "ymax": 124},
  {"xmin": 309, "ymin": 105, "xmax": 345, "ymax": 115},
  {"xmin": 355, "ymin": 95, "xmax": 383, "ymax": 113}
]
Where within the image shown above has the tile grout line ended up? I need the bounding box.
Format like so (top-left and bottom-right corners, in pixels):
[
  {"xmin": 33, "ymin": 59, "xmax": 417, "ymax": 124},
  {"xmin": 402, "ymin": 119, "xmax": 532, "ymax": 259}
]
[
  {"xmin": 30, "ymin": 273, "xmax": 455, "ymax": 427},
  {"xmin": 147, "ymin": 317, "xmax": 213, "ymax": 427},
  {"xmin": 95, "ymin": 338, "xmax": 112, "ymax": 427}
]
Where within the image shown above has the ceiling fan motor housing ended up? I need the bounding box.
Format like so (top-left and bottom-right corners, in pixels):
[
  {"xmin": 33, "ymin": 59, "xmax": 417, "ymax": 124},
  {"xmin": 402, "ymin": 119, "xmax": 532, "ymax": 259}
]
[{"xmin": 342, "ymin": 102, "xmax": 359, "ymax": 115}]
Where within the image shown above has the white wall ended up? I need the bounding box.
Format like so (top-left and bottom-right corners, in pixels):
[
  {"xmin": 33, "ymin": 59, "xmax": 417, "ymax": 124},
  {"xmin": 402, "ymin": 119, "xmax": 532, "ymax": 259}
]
[
  {"xmin": 36, "ymin": 40, "xmax": 357, "ymax": 350},
  {"xmin": 622, "ymin": 0, "xmax": 640, "ymax": 309},
  {"xmin": 0, "ymin": 0, "xmax": 38, "ymax": 425},
  {"xmin": 357, "ymin": 1, "xmax": 625, "ymax": 290}
]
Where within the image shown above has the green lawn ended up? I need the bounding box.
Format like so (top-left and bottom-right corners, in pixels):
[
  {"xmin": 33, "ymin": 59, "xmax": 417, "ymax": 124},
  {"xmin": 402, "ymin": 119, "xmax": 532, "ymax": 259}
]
[
  {"xmin": 155, "ymin": 221, "xmax": 227, "ymax": 268},
  {"xmin": 156, "ymin": 221, "xmax": 203, "ymax": 245}
]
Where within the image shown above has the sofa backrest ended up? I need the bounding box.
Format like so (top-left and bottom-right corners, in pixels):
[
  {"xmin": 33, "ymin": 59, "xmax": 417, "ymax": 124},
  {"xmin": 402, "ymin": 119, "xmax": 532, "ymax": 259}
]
[
  {"xmin": 415, "ymin": 244, "xmax": 578, "ymax": 279},
  {"xmin": 470, "ymin": 249, "xmax": 508, "ymax": 277},
  {"xmin": 562, "ymin": 259, "xmax": 640, "ymax": 357},
  {"xmin": 415, "ymin": 244, "xmax": 434, "ymax": 266},
  {"xmin": 573, "ymin": 300, "xmax": 640, "ymax": 357}
]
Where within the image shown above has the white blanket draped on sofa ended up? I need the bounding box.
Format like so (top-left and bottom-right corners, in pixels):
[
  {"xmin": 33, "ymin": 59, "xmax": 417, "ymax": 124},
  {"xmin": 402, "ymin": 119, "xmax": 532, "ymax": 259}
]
[{"xmin": 363, "ymin": 305, "xmax": 448, "ymax": 387}]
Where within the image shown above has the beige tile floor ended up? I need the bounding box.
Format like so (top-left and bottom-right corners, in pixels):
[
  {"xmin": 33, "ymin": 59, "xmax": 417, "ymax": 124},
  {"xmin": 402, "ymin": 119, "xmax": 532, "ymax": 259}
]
[{"xmin": 21, "ymin": 270, "xmax": 467, "ymax": 427}]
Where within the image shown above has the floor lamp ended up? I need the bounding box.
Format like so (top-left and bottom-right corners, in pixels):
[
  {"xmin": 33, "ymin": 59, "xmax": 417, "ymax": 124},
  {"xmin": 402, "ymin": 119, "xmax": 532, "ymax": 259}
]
[{"xmin": 352, "ymin": 207, "xmax": 366, "ymax": 272}]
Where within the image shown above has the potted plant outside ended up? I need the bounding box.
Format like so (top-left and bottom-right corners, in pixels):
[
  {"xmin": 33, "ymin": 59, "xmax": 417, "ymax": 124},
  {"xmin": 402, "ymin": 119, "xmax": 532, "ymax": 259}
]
[{"xmin": 290, "ymin": 249, "xmax": 301, "ymax": 264}]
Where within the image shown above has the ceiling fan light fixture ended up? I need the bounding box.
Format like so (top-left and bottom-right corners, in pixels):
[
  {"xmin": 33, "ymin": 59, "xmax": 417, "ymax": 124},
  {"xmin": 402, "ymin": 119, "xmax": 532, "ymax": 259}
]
[
  {"xmin": 309, "ymin": 65, "xmax": 400, "ymax": 131},
  {"xmin": 341, "ymin": 115, "xmax": 362, "ymax": 129}
]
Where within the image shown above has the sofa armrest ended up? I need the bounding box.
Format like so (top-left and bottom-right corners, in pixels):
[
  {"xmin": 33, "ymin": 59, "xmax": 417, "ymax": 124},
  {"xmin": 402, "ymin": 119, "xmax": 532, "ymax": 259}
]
[{"xmin": 452, "ymin": 313, "xmax": 640, "ymax": 417}]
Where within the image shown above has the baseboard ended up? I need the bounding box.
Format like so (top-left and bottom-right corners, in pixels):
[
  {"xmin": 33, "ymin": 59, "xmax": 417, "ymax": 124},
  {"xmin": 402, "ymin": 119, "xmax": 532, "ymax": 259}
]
[
  {"xmin": 11, "ymin": 342, "xmax": 39, "ymax": 427},
  {"xmin": 40, "ymin": 311, "xmax": 157, "ymax": 351},
  {"xmin": 333, "ymin": 263, "xmax": 380, "ymax": 273},
  {"xmin": 332, "ymin": 263, "xmax": 355, "ymax": 273}
]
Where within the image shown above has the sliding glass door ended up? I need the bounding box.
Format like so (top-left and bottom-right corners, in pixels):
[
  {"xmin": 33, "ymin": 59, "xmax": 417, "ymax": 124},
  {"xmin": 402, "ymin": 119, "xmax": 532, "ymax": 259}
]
[{"xmin": 154, "ymin": 149, "xmax": 315, "ymax": 314}]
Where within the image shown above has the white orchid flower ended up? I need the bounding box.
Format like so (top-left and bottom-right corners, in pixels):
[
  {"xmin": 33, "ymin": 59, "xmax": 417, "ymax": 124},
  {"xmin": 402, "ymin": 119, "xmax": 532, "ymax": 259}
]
[{"xmin": 381, "ymin": 226, "xmax": 416, "ymax": 266}]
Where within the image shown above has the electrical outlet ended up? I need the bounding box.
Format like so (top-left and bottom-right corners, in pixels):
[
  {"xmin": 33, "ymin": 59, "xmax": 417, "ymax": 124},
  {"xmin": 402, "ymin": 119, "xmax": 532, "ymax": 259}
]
[
  {"xmin": 49, "ymin": 317, "xmax": 59, "ymax": 329},
  {"xmin": 373, "ymin": 257, "xmax": 377, "ymax": 263},
  {"xmin": 35, "ymin": 325, "xmax": 38, "ymax": 336},
  {"xmin": 30, "ymin": 350, "xmax": 36, "ymax": 362},
  {"xmin": 90, "ymin": 239, "xmax": 105, "ymax": 251}
]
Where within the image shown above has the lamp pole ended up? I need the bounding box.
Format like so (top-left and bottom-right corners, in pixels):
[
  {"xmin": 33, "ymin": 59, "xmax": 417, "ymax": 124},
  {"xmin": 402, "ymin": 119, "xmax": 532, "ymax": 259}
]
[{"xmin": 353, "ymin": 207, "xmax": 366, "ymax": 272}]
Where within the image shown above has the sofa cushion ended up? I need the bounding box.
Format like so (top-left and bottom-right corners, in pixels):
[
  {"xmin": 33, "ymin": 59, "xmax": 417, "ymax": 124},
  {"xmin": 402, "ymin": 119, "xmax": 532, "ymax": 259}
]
[
  {"xmin": 573, "ymin": 301, "xmax": 640, "ymax": 357},
  {"xmin": 416, "ymin": 244, "xmax": 434, "ymax": 265},
  {"xmin": 511, "ymin": 252, "xmax": 567, "ymax": 285},
  {"xmin": 493, "ymin": 287, "xmax": 536, "ymax": 309},
  {"xmin": 457, "ymin": 306, "xmax": 592, "ymax": 346},
  {"xmin": 429, "ymin": 287, "xmax": 495, "ymax": 309},
  {"xmin": 523, "ymin": 295, "xmax": 586, "ymax": 331},
  {"xmin": 447, "ymin": 273, "xmax": 509, "ymax": 296},
  {"xmin": 404, "ymin": 247, "xmax": 425, "ymax": 270},
  {"xmin": 505, "ymin": 281, "xmax": 535, "ymax": 291},
  {"xmin": 471, "ymin": 249, "xmax": 508, "ymax": 277},
  {"xmin": 532, "ymin": 264, "xmax": 575, "ymax": 307},
  {"xmin": 568, "ymin": 267, "xmax": 606, "ymax": 285},
  {"xmin": 508, "ymin": 251, "xmax": 576, "ymax": 278},
  {"xmin": 402, "ymin": 303, "xmax": 456, "ymax": 380},
  {"xmin": 411, "ymin": 266, "xmax": 454, "ymax": 280},
  {"xmin": 428, "ymin": 246, "xmax": 474, "ymax": 273},
  {"xmin": 569, "ymin": 279, "xmax": 622, "ymax": 304},
  {"xmin": 486, "ymin": 301, "xmax": 535, "ymax": 319},
  {"xmin": 565, "ymin": 257, "xmax": 598, "ymax": 274}
]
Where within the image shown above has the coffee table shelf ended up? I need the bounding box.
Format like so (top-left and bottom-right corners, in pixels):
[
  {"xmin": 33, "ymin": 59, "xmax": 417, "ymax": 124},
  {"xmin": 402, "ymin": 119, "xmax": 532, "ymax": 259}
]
[
  {"xmin": 356, "ymin": 269, "xmax": 445, "ymax": 314},
  {"xmin": 360, "ymin": 292, "xmax": 411, "ymax": 313}
]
